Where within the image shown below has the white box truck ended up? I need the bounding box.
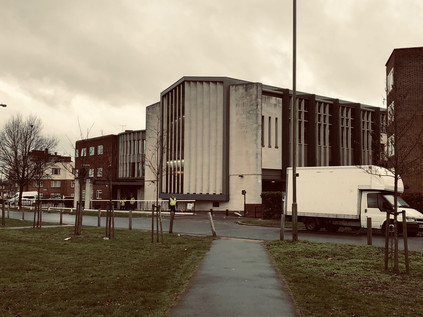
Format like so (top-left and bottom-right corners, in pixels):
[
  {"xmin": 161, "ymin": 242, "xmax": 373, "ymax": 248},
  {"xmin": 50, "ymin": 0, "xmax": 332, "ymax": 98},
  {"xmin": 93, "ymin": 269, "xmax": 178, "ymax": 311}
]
[
  {"xmin": 8, "ymin": 191, "xmax": 38, "ymax": 206},
  {"xmin": 285, "ymin": 165, "xmax": 423, "ymax": 236}
]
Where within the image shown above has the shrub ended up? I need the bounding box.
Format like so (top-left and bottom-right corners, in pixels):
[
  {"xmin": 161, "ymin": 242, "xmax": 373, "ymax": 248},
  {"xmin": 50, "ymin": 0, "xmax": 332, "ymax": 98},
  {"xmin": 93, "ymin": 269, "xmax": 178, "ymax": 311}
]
[
  {"xmin": 261, "ymin": 192, "xmax": 283, "ymax": 219},
  {"xmin": 401, "ymin": 192, "xmax": 423, "ymax": 213}
]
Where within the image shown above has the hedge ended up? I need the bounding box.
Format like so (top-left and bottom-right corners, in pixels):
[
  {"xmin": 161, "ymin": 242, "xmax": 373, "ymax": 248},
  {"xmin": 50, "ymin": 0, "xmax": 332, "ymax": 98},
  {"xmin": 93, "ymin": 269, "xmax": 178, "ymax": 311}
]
[
  {"xmin": 261, "ymin": 192, "xmax": 283, "ymax": 219},
  {"xmin": 402, "ymin": 192, "xmax": 423, "ymax": 213}
]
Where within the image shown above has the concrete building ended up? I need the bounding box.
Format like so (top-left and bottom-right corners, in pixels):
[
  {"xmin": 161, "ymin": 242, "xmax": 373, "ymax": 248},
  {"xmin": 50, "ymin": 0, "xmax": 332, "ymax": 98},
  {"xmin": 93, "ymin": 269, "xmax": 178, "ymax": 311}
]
[
  {"xmin": 74, "ymin": 130, "xmax": 145, "ymax": 209},
  {"xmin": 145, "ymin": 76, "xmax": 386, "ymax": 212},
  {"xmin": 386, "ymin": 47, "xmax": 423, "ymax": 193}
]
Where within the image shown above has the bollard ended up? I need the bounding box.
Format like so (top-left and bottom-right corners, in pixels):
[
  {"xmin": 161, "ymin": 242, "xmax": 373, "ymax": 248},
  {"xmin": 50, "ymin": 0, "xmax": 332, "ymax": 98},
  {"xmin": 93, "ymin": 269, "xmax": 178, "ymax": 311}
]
[
  {"xmin": 98, "ymin": 209, "xmax": 101, "ymax": 227},
  {"xmin": 129, "ymin": 210, "xmax": 132, "ymax": 230},
  {"xmin": 226, "ymin": 209, "xmax": 229, "ymax": 217},
  {"xmin": 60, "ymin": 209, "xmax": 63, "ymax": 225},
  {"xmin": 280, "ymin": 211, "xmax": 285, "ymax": 241},
  {"xmin": 367, "ymin": 217, "xmax": 372, "ymax": 245},
  {"xmin": 169, "ymin": 211, "xmax": 175, "ymax": 234},
  {"xmin": 208, "ymin": 212, "xmax": 217, "ymax": 237},
  {"xmin": 210, "ymin": 208, "xmax": 213, "ymax": 215},
  {"xmin": 402, "ymin": 211, "xmax": 409, "ymax": 274}
]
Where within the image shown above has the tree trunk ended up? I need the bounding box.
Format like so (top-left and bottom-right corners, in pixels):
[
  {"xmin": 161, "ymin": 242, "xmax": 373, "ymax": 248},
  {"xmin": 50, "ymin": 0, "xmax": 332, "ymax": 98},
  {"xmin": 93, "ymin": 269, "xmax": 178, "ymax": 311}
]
[{"xmin": 393, "ymin": 171, "xmax": 399, "ymax": 273}]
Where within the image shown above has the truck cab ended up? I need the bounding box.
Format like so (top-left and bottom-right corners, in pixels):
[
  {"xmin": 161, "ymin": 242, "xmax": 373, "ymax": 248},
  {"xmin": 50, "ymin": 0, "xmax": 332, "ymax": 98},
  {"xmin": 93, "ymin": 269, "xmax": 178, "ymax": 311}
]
[{"xmin": 361, "ymin": 191, "xmax": 423, "ymax": 236}]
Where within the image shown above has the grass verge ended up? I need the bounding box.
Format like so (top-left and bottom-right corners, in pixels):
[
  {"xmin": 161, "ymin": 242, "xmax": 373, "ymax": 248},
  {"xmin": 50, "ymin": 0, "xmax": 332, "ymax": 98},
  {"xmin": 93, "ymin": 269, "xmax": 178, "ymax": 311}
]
[
  {"xmin": 0, "ymin": 218, "xmax": 37, "ymax": 227},
  {"xmin": 240, "ymin": 218, "xmax": 305, "ymax": 229},
  {"xmin": 0, "ymin": 227, "xmax": 213, "ymax": 316},
  {"xmin": 265, "ymin": 240, "xmax": 423, "ymax": 317}
]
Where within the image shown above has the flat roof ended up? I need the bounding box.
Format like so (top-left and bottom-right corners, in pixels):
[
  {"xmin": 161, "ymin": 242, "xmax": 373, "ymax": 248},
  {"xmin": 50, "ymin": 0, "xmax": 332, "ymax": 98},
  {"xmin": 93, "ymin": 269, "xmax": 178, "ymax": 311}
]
[{"xmin": 385, "ymin": 46, "xmax": 423, "ymax": 66}]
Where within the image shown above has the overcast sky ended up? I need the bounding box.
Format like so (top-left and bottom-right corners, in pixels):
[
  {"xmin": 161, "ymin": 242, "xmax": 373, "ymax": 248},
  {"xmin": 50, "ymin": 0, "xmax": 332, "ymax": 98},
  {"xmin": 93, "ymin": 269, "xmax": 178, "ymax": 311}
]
[{"xmin": 0, "ymin": 0, "xmax": 421, "ymax": 157}]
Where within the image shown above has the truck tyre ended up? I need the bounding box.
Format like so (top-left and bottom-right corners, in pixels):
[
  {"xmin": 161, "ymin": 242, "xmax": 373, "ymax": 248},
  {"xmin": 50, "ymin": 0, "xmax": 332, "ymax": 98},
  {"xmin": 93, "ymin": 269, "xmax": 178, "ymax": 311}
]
[
  {"xmin": 304, "ymin": 218, "xmax": 321, "ymax": 231},
  {"xmin": 324, "ymin": 224, "xmax": 339, "ymax": 232},
  {"xmin": 408, "ymin": 230, "xmax": 418, "ymax": 237},
  {"xmin": 381, "ymin": 222, "xmax": 393, "ymax": 236}
]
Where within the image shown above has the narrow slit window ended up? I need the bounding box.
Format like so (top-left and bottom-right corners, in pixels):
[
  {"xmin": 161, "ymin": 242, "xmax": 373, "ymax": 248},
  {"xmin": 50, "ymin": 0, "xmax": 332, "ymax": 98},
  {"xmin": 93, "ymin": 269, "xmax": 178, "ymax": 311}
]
[
  {"xmin": 268, "ymin": 116, "xmax": 272, "ymax": 148},
  {"xmin": 275, "ymin": 117, "xmax": 278, "ymax": 148}
]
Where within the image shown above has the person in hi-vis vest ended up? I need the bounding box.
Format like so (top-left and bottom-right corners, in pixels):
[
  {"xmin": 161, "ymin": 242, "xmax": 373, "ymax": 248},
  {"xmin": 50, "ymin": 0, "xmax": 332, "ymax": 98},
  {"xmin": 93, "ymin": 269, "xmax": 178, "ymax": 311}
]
[
  {"xmin": 129, "ymin": 193, "xmax": 136, "ymax": 211},
  {"xmin": 169, "ymin": 195, "xmax": 176, "ymax": 213}
]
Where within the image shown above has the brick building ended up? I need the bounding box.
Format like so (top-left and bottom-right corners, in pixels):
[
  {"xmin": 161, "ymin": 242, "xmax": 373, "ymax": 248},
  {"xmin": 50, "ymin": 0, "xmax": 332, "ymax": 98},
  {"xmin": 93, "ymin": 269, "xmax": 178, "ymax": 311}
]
[
  {"xmin": 74, "ymin": 130, "xmax": 145, "ymax": 209},
  {"xmin": 25, "ymin": 150, "xmax": 74, "ymax": 201},
  {"xmin": 386, "ymin": 47, "xmax": 423, "ymax": 193}
]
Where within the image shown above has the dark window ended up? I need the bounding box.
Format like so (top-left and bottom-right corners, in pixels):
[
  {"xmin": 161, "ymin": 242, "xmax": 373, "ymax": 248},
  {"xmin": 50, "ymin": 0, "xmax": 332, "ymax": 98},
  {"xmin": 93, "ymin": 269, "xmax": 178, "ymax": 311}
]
[{"xmin": 367, "ymin": 193, "xmax": 378, "ymax": 208}]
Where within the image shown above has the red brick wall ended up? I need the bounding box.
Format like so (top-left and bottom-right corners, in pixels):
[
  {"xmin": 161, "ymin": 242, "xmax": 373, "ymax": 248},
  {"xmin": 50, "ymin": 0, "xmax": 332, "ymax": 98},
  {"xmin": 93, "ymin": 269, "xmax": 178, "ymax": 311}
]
[{"xmin": 386, "ymin": 48, "xmax": 423, "ymax": 193}]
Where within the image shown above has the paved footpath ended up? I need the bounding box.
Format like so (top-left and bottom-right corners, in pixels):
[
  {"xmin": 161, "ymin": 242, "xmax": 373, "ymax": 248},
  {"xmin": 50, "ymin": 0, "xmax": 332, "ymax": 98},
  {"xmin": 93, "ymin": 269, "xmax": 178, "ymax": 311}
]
[{"xmin": 170, "ymin": 238, "xmax": 298, "ymax": 317}]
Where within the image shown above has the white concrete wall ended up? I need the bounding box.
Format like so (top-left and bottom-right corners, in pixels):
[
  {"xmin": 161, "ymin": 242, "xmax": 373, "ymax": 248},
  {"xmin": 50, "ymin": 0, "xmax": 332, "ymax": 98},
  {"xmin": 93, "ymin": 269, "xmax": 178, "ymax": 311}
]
[
  {"xmin": 220, "ymin": 83, "xmax": 263, "ymax": 211},
  {"xmin": 184, "ymin": 81, "xmax": 224, "ymax": 195},
  {"xmin": 144, "ymin": 103, "xmax": 160, "ymax": 201},
  {"xmin": 261, "ymin": 95, "xmax": 282, "ymax": 169}
]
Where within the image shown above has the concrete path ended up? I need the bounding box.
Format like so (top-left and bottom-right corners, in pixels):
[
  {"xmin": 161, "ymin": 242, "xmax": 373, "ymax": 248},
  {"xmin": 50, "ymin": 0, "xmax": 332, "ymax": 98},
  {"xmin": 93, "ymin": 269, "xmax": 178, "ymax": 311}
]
[{"xmin": 170, "ymin": 238, "xmax": 298, "ymax": 317}]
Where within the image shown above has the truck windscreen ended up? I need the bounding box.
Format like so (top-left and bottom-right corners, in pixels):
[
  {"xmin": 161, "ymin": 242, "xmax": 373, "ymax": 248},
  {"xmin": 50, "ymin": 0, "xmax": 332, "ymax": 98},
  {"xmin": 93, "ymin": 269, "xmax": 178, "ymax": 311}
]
[{"xmin": 383, "ymin": 195, "xmax": 410, "ymax": 208}]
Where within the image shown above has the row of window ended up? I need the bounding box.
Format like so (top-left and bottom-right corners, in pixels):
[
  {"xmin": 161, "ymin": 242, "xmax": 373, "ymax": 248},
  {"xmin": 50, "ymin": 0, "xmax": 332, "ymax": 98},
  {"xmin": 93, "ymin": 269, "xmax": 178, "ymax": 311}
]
[
  {"xmin": 261, "ymin": 116, "xmax": 279, "ymax": 148},
  {"xmin": 34, "ymin": 193, "xmax": 65, "ymax": 199},
  {"xmin": 33, "ymin": 180, "xmax": 68, "ymax": 188},
  {"xmin": 75, "ymin": 145, "xmax": 104, "ymax": 157},
  {"xmin": 81, "ymin": 189, "xmax": 103, "ymax": 200},
  {"xmin": 75, "ymin": 168, "xmax": 103, "ymax": 178}
]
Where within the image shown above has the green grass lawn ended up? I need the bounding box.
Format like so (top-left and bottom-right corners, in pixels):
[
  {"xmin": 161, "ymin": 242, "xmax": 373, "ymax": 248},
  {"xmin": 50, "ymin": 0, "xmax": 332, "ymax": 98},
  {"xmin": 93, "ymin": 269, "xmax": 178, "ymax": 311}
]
[
  {"xmin": 0, "ymin": 218, "xmax": 35, "ymax": 227},
  {"xmin": 240, "ymin": 218, "xmax": 306, "ymax": 229},
  {"xmin": 265, "ymin": 240, "xmax": 423, "ymax": 317},
  {"xmin": 0, "ymin": 227, "xmax": 213, "ymax": 316}
]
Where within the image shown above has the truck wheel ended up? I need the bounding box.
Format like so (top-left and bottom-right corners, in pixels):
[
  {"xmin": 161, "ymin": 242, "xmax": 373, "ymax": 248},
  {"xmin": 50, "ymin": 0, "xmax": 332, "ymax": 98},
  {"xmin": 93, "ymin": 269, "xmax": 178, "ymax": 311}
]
[
  {"xmin": 324, "ymin": 224, "xmax": 339, "ymax": 232},
  {"xmin": 304, "ymin": 218, "xmax": 321, "ymax": 231}
]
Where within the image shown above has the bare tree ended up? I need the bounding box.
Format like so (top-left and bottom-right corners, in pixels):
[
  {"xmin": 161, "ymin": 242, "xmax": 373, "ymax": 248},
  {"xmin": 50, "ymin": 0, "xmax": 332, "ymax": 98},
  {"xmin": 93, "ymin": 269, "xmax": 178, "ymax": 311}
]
[
  {"xmin": 382, "ymin": 86, "xmax": 423, "ymax": 273},
  {"xmin": 29, "ymin": 149, "xmax": 53, "ymax": 228},
  {"xmin": 0, "ymin": 115, "xmax": 57, "ymax": 209},
  {"xmin": 68, "ymin": 120, "xmax": 96, "ymax": 236},
  {"xmin": 145, "ymin": 106, "xmax": 166, "ymax": 243},
  {"xmin": 96, "ymin": 145, "xmax": 116, "ymax": 239}
]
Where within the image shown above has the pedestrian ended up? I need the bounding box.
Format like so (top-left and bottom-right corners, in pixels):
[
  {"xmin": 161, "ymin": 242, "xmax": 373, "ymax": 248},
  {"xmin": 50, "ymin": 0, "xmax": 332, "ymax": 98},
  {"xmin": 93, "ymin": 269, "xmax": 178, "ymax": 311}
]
[
  {"xmin": 129, "ymin": 193, "xmax": 136, "ymax": 211},
  {"xmin": 169, "ymin": 195, "xmax": 177, "ymax": 213},
  {"xmin": 120, "ymin": 197, "xmax": 126, "ymax": 210}
]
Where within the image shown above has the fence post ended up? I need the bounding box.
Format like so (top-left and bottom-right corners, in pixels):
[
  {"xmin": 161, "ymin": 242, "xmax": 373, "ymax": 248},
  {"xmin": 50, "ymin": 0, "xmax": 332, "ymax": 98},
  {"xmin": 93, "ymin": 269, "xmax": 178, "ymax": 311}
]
[
  {"xmin": 280, "ymin": 211, "xmax": 285, "ymax": 241},
  {"xmin": 169, "ymin": 211, "xmax": 175, "ymax": 233},
  {"xmin": 208, "ymin": 212, "xmax": 217, "ymax": 237},
  {"xmin": 97, "ymin": 209, "xmax": 101, "ymax": 227},
  {"xmin": 1, "ymin": 193, "xmax": 5, "ymax": 226},
  {"xmin": 402, "ymin": 211, "xmax": 409, "ymax": 274},
  {"xmin": 367, "ymin": 217, "xmax": 372, "ymax": 245}
]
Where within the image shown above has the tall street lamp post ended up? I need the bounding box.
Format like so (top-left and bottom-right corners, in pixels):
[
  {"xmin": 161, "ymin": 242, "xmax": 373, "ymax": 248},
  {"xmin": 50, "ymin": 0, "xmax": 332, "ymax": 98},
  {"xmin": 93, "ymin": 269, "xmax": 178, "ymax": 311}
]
[{"xmin": 292, "ymin": 0, "xmax": 298, "ymax": 242}]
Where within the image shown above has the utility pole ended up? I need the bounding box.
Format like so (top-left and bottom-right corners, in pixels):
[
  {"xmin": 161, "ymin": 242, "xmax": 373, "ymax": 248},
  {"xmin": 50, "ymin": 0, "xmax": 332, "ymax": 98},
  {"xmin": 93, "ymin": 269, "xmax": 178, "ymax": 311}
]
[{"xmin": 292, "ymin": 0, "xmax": 298, "ymax": 242}]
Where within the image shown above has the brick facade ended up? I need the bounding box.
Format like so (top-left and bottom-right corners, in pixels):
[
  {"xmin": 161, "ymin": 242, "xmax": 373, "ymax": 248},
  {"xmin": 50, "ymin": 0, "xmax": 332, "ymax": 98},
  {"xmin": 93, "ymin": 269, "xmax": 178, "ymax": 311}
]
[
  {"xmin": 74, "ymin": 131, "xmax": 145, "ymax": 209},
  {"xmin": 25, "ymin": 151, "xmax": 74, "ymax": 200},
  {"xmin": 386, "ymin": 47, "xmax": 423, "ymax": 193}
]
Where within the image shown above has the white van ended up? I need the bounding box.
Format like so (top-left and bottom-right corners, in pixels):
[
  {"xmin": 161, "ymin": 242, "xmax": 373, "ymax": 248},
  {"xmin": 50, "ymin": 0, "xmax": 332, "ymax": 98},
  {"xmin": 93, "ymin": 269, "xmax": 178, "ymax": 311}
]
[{"xmin": 9, "ymin": 191, "xmax": 38, "ymax": 206}]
